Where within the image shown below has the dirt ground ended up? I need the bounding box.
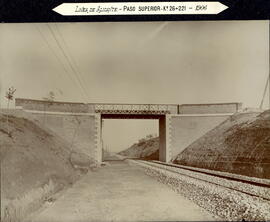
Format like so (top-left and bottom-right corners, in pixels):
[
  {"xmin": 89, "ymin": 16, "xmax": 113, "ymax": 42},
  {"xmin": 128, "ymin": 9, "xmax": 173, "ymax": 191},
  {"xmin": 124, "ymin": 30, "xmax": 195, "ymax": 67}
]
[
  {"xmin": 25, "ymin": 160, "xmax": 216, "ymax": 222},
  {"xmin": 0, "ymin": 113, "xmax": 91, "ymax": 222}
]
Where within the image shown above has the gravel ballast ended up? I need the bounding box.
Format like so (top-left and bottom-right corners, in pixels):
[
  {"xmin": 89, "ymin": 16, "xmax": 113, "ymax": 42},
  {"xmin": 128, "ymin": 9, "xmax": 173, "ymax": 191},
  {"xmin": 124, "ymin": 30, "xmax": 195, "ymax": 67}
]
[{"xmin": 127, "ymin": 160, "xmax": 270, "ymax": 221}]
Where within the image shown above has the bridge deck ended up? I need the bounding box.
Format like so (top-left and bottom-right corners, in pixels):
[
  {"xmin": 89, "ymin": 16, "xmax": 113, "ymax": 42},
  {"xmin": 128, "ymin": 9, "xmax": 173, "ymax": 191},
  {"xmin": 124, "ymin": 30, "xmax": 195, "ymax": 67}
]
[
  {"xmin": 15, "ymin": 98, "xmax": 179, "ymax": 114},
  {"xmin": 15, "ymin": 98, "xmax": 241, "ymax": 115},
  {"xmin": 94, "ymin": 104, "xmax": 177, "ymax": 114}
]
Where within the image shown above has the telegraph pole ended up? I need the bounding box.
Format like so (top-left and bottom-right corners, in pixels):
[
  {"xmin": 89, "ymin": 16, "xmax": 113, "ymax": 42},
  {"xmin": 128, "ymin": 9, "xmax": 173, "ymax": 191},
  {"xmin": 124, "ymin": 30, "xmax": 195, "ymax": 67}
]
[
  {"xmin": 269, "ymin": 20, "xmax": 270, "ymax": 109},
  {"xmin": 260, "ymin": 21, "xmax": 270, "ymax": 110}
]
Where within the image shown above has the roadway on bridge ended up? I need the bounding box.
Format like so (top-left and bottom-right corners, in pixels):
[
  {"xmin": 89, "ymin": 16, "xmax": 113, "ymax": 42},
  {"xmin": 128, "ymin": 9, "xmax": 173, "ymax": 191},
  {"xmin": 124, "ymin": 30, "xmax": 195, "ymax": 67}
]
[{"xmin": 26, "ymin": 158, "xmax": 216, "ymax": 221}]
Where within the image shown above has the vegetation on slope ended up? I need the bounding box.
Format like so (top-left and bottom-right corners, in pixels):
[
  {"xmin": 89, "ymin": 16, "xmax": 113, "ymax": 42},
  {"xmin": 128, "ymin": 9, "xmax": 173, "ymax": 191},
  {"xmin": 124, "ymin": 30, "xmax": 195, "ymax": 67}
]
[
  {"xmin": 118, "ymin": 136, "xmax": 159, "ymax": 160},
  {"xmin": 0, "ymin": 113, "xmax": 91, "ymax": 222},
  {"xmin": 173, "ymin": 110, "xmax": 270, "ymax": 179},
  {"xmin": 119, "ymin": 110, "xmax": 269, "ymax": 179}
]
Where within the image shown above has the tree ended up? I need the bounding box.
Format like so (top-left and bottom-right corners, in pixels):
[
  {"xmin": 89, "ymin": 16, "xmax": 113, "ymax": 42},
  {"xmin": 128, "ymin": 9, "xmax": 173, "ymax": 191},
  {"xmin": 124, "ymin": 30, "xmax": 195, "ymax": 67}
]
[
  {"xmin": 5, "ymin": 86, "xmax": 16, "ymax": 135},
  {"xmin": 146, "ymin": 134, "xmax": 154, "ymax": 139},
  {"xmin": 43, "ymin": 91, "xmax": 55, "ymax": 103}
]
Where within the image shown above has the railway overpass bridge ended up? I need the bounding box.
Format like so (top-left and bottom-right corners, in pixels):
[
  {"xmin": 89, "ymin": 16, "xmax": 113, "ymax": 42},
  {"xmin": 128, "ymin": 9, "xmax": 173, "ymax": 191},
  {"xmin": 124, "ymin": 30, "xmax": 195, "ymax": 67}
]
[{"xmin": 15, "ymin": 98, "xmax": 242, "ymax": 163}]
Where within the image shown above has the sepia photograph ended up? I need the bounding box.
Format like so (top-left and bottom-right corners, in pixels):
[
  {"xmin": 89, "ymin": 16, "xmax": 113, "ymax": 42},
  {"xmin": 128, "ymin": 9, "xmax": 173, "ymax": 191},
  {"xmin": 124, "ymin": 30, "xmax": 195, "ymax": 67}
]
[{"xmin": 0, "ymin": 20, "xmax": 270, "ymax": 222}]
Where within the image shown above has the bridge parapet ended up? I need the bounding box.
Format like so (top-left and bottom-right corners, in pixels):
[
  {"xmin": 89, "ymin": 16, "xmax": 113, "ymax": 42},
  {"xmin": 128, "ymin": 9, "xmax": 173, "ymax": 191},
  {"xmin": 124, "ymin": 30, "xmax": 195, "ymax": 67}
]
[
  {"xmin": 15, "ymin": 98, "xmax": 178, "ymax": 115},
  {"xmin": 15, "ymin": 98, "xmax": 241, "ymax": 116},
  {"xmin": 93, "ymin": 104, "xmax": 178, "ymax": 114},
  {"xmin": 178, "ymin": 103, "xmax": 242, "ymax": 114}
]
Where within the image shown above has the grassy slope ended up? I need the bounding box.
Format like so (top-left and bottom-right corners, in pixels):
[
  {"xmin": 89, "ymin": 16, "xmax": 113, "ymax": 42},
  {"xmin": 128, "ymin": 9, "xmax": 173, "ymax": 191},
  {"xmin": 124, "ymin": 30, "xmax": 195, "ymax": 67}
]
[
  {"xmin": 173, "ymin": 110, "xmax": 270, "ymax": 179},
  {"xmin": 118, "ymin": 137, "xmax": 159, "ymax": 160},
  {"xmin": 0, "ymin": 113, "xmax": 88, "ymax": 221},
  {"xmin": 118, "ymin": 110, "xmax": 269, "ymax": 179}
]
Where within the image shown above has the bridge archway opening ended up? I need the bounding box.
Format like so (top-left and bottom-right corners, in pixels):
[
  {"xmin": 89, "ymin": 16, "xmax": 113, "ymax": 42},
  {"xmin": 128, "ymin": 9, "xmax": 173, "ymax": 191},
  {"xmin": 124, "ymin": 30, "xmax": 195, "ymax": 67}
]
[
  {"xmin": 14, "ymin": 99, "xmax": 242, "ymax": 164},
  {"xmin": 100, "ymin": 114, "xmax": 168, "ymax": 162}
]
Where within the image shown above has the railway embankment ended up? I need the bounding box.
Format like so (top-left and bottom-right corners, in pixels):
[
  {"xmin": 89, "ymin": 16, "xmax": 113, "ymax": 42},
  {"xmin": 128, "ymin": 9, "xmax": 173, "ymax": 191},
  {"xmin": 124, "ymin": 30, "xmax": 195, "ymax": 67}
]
[
  {"xmin": 120, "ymin": 110, "xmax": 270, "ymax": 179},
  {"xmin": 174, "ymin": 110, "xmax": 270, "ymax": 179},
  {"xmin": 0, "ymin": 112, "xmax": 94, "ymax": 222},
  {"xmin": 118, "ymin": 136, "xmax": 159, "ymax": 160}
]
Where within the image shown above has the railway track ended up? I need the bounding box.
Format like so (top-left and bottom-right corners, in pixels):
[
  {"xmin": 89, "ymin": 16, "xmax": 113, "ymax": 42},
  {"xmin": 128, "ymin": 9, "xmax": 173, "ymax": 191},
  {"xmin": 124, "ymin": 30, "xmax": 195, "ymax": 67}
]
[
  {"xmin": 151, "ymin": 160, "xmax": 270, "ymax": 188},
  {"xmin": 133, "ymin": 160, "xmax": 270, "ymax": 201}
]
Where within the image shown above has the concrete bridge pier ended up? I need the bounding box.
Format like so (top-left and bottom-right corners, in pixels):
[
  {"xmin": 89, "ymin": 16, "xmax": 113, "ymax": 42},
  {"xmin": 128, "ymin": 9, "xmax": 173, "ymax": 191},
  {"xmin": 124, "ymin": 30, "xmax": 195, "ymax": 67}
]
[{"xmin": 15, "ymin": 98, "xmax": 242, "ymax": 164}]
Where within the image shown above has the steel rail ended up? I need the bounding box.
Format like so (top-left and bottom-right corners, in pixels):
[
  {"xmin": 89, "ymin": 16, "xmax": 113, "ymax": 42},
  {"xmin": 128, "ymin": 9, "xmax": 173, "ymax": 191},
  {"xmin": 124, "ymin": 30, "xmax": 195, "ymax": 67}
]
[
  {"xmin": 150, "ymin": 161, "xmax": 270, "ymax": 188},
  {"xmin": 137, "ymin": 160, "xmax": 270, "ymax": 201}
]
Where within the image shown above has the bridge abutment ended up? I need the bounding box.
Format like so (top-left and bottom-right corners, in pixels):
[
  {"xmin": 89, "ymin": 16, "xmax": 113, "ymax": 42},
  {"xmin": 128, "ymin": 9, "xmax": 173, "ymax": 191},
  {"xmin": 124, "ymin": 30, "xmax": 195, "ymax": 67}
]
[
  {"xmin": 94, "ymin": 114, "xmax": 103, "ymax": 163},
  {"xmin": 159, "ymin": 115, "xmax": 172, "ymax": 162},
  {"xmin": 15, "ymin": 99, "xmax": 242, "ymax": 164},
  {"xmin": 169, "ymin": 103, "xmax": 242, "ymax": 160}
]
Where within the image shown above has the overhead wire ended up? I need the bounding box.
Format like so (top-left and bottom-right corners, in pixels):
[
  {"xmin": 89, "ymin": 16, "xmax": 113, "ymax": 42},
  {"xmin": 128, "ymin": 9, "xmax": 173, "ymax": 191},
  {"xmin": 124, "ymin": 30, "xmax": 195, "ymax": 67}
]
[
  {"xmin": 54, "ymin": 24, "xmax": 90, "ymax": 101},
  {"xmin": 36, "ymin": 25, "xmax": 88, "ymax": 101},
  {"xmin": 35, "ymin": 25, "xmax": 73, "ymax": 86},
  {"xmin": 46, "ymin": 24, "xmax": 89, "ymax": 102}
]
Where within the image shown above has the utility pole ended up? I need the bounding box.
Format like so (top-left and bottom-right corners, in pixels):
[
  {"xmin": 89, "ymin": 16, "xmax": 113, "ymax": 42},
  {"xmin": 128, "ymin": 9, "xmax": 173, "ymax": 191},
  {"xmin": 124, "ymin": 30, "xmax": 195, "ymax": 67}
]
[
  {"xmin": 259, "ymin": 21, "xmax": 270, "ymax": 110},
  {"xmin": 259, "ymin": 73, "xmax": 269, "ymax": 110}
]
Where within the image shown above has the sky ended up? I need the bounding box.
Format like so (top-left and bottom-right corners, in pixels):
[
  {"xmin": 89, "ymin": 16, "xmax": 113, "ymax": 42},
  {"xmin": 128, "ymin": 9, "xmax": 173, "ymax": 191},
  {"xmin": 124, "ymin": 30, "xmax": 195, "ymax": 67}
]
[{"xmin": 0, "ymin": 21, "xmax": 269, "ymax": 152}]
